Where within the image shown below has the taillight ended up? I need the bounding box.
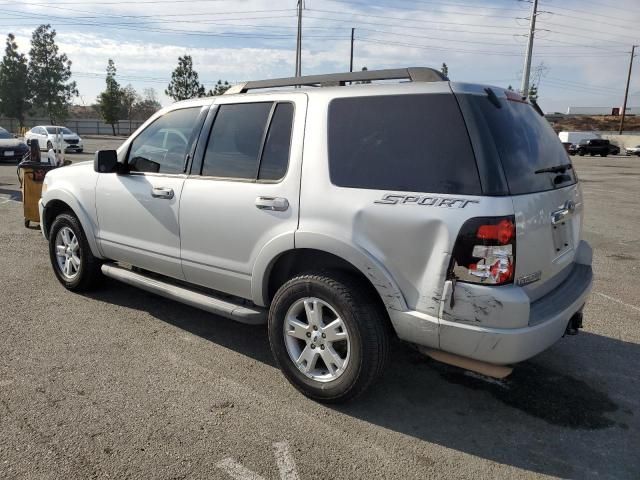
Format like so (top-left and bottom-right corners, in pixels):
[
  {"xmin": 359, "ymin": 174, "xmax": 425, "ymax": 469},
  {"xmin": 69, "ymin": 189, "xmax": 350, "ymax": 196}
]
[{"xmin": 450, "ymin": 216, "xmax": 516, "ymax": 285}]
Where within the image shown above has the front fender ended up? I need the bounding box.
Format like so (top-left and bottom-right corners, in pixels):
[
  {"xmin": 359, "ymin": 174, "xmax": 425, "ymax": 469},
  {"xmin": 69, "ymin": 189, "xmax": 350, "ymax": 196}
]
[{"xmin": 42, "ymin": 188, "xmax": 103, "ymax": 259}]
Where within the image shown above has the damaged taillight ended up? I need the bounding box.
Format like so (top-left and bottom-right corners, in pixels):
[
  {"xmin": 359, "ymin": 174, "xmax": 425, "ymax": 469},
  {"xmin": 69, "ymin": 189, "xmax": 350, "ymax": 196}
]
[{"xmin": 451, "ymin": 216, "xmax": 516, "ymax": 285}]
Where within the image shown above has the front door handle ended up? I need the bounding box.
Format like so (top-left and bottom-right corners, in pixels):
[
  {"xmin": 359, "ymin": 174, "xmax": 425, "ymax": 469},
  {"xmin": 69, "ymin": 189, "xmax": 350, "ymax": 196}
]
[
  {"xmin": 255, "ymin": 196, "xmax": 289, "ymax": 212},
  {"xmin": 151, "ymin": 187, "xmax": 174, "ymax": 199}
]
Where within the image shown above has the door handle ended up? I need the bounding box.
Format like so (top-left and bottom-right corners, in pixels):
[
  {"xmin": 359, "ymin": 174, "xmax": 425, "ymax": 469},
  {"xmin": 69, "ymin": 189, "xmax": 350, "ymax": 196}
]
[
  {"xmin": 551, "ymin": 200, "xmax": 576, "ymax": 225},
  {"xmin": 151, "ymin": 187, "xmax": 174, "ymax": 199},
  {"xmin": 255, "ymin": 196, "xmax": 289, "ymax": 212}
]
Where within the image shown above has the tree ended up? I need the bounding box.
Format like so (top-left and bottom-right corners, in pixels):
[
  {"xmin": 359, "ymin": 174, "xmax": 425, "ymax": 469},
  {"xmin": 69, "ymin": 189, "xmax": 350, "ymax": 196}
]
[
  {"xmin": 440, "ymin": 62, "xmax": 449, "ymax": 78},
  {"xmin": 96, "ymin": 59, "xmax": 122, "ymax": 136},
  {"xmin": 207, "ymin": 79, "xmax": 230, "ymax": 96},
  {"xmin": 120, "ymin": 84, "xmax": 139, "ymax": 124},
  {"xmin": 28, "ymin": 24, "xmax": 78, "ymax": 123},
  {"xmin": 0, "ymin": 34, "xmax": 30, "ymax": 128},
  {"xmin": 165, "ymin": 55, "xmax": 205, "ymax": 101},
  {"xmin": 507, "ymin": 85, "xmax": 514, "ymax": 91},
  {"xmin": 132, "ymin": 88, "xmax": 161, "ymax": 120}
]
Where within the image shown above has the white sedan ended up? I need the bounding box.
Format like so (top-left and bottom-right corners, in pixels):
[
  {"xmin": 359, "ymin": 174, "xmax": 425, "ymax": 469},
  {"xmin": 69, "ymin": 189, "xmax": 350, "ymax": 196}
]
[
  {"xmin": 24, "ymin": 125, "xmax": 84, "ymax": 153},
  {"xmin": 625, "ymin": 145, "xmax": 640, "ymax": 156}
]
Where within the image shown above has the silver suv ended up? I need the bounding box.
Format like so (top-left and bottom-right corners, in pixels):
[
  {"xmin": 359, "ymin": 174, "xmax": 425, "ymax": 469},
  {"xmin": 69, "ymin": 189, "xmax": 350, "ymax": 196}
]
[{"xmin": 39, "ymin": 68, "xmax": 593, "ymax": 402}]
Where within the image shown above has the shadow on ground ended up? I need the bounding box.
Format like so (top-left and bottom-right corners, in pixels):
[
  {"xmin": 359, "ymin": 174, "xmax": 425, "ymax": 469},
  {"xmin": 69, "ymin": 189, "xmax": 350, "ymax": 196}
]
[{"xmin": 86, "ymin": 278, "xmax": 639, "ymax": 479}]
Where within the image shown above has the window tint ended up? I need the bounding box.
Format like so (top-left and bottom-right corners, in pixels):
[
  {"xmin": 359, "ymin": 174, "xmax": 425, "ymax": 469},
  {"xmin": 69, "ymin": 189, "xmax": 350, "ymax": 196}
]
[
  {"xmin": 128, "ymin": 107, "xmax": 201, "ymax": 174},
  {"xmin": 457, "ymin": 94, "xmax": 576, "ymax": 195},
  {"xmin": 202, "ymin": 102, "xmax": 272, "ymax": 179},
  {"xmin": 258, "ymin": 103, "xmax": 293, "ymax": 181},
  {"xmin": 328, "ymin": 94, "xmax": 481, "ymax": 194}
]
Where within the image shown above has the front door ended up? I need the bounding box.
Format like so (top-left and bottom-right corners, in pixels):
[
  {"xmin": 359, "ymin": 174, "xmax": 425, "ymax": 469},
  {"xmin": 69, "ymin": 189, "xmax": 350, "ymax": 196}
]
[
  {"xmin": 180, "ymin": 94, "xmax": 306, "ymax": 299},
  {"xmin": 95, "ymin": 105, "xmax": 206, "ymax": 279}
]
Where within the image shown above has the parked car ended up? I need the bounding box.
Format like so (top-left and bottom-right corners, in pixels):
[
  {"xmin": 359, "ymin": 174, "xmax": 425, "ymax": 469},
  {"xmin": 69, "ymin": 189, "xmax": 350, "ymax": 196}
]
[
  {"xmin": 39, "ymin": 68, "xmax": 592, "ymax": 402},
  {"xmin": 25, "ymin": 126, "xmax": 83, "ymax": 153},
  {"xmin": 0, "ymin": 127, "xmax": 29, "ymax": 162},
  {"xmin": 625, "ymin": 145, "xmax": 640, "ymax": 156},
  {"xmin": 576, "ymin": 138, "xmax": 610, "ymax": 156}
]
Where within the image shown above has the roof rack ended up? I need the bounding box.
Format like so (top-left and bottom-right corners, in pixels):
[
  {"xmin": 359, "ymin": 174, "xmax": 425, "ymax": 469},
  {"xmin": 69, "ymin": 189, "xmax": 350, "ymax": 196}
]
[{"xmin": 224, "ymin": 67, "xmax": 447, "ymax": 95}]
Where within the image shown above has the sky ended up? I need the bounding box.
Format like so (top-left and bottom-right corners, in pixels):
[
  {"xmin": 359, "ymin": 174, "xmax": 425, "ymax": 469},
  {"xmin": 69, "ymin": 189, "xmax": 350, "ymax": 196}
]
[{"xmin": 2, "ymin": 0, "xmax": 639, "ymax": 113}]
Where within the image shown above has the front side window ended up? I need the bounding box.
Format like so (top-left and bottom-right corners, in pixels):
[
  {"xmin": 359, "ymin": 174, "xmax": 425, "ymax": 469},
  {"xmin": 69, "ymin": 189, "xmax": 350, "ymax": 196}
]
[{"xmin": 128, "ymin": 107, "xmax": 202, "ymax": 174}]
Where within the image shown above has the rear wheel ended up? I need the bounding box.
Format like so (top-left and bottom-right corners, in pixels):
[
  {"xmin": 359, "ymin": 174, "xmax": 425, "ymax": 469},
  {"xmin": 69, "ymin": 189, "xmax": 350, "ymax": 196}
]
[
  {"xmin": 268, "ymin": 272, "xmax": 389, "ymax": 403},
  {"xmin": 48, "ymin": 213, "xmax": 103, "ymax": 291}
]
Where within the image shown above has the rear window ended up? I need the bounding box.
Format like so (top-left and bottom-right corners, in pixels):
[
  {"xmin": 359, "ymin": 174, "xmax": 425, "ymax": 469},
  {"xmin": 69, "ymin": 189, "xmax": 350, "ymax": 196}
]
[
  {"xmin": 457, "ymin": 93, "xmax": 576, "ymax": 195},
  {"xmin": 328, "ymin": 94, "xmax": 481, "ymax": 195}
]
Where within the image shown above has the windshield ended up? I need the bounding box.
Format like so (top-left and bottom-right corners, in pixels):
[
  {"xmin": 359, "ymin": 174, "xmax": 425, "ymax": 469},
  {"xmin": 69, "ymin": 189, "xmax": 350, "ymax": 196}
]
[
  {"xmin": 0, "ymin": 129, "xmax": 11, "ymax": 139},
  {"xmin": 457, "ymin": 93, "xmax": 576, "ymax": 195},
  {"xmin": 46, "ymin": 127, "xmax": 73, "ymax": 135}
]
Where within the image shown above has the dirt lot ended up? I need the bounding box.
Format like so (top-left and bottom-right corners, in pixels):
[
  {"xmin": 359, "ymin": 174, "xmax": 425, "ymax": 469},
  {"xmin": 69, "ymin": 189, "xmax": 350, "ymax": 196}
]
[{"xmin": 0, "ymin": 140, "xmax": 639, "ymax": 479}]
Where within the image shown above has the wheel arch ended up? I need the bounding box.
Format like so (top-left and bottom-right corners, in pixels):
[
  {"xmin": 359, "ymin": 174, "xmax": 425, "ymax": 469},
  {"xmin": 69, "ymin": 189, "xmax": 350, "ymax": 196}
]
[
  {"xmin": 253, "ymin": 232, "xmax": 407, "ymax": 315},
  {"xmin": 42, "ymin": 191, "xmax": 103, "ymax": 258}
]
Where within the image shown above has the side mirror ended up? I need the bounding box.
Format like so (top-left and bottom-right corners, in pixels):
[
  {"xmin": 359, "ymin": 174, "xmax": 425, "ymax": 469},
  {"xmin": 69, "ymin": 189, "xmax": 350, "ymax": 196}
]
[{"xmin": 94, "ymin": 150, "xmax": 119, "ymax": 173}]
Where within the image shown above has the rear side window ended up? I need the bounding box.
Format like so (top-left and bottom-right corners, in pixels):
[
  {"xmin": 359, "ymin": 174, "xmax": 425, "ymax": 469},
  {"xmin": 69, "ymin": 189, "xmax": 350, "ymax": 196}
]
[
  {"xmin": 202, "ymin": 103, "xmax": 272, "ymax": 179},
  {"xmin": 328, "ymin": 94, "xmax": 481, "ymax": 195},
  {"xmin": 456, "ymin": 93, "xmax": 576, "ymax": 195},
  {"xmin": 258, "ymin": 103, "xmax": 294, "ymax": 181}
]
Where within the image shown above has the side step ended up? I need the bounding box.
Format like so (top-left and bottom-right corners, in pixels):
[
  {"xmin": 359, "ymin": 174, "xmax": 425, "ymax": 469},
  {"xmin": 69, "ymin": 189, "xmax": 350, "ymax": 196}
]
[{"xmin": 101, "ymin": 264, "xmax": 267, "ymax": 325}]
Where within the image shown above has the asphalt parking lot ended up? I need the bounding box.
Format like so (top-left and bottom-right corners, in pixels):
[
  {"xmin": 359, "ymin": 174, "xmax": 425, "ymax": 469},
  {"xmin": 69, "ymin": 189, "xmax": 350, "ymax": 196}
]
[{"xmin": 0, "ymin": 138, "xmax": 639, "ymax": 479}]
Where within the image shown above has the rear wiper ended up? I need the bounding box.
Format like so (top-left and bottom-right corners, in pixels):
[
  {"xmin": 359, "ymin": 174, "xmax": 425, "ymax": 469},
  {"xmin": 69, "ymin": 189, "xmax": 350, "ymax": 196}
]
[{"xmin": 535, "ymin": 163, "xmax": 573, "ymax": 174}]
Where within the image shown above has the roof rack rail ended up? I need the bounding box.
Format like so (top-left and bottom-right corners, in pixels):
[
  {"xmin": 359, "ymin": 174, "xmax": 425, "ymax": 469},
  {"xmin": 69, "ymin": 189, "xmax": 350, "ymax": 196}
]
[{"xmin": 224, "ymin": 67, "xmax": 447, "ymax": 95}]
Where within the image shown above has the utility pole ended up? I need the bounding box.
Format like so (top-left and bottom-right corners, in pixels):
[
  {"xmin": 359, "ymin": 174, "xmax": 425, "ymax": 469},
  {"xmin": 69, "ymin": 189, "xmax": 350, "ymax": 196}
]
[
  {"xmin": 295, "ymin": 0, "xmax": 302, "ymax": 77},
  {"xmin": 520, "ymin": 0, "xmax": 538, "ymax": 99},
  {"xmin": 350, "ymin": 28, "xmax": 355, "ymax": 72},
  {"xmin": 619, "ymin": 45, "xmax": 637, "ymax": 134}
]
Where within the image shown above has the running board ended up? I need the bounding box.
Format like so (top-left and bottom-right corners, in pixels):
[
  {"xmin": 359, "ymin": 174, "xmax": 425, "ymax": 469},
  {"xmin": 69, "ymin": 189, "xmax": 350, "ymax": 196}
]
[{"xmin": 101, "ymin": 264, "xmax": 267, "ymax": 325}]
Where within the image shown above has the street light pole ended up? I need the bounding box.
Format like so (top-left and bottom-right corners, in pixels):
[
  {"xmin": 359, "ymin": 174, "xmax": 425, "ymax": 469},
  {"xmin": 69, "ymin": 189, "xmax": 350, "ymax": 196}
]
[
  {"xmin": 295, "ymin": 0, "xmax": 302, "ymax": 77},
  {"xmin": 520, "ymin": 0, "xmax": 538, "ymax": 99},
  {"xmin": 619, "ymin": 45, "xmax": 637, "ymax": 134},
  {"xmin": 350, "ymin": 28, "xmax": 355, "ymax": 73}
]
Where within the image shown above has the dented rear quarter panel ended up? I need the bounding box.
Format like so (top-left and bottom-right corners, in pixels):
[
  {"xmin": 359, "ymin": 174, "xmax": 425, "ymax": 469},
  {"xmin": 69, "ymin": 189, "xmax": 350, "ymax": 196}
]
[{"xmin": 298, "ymin": 85, "xmax": 515, "ymax": 323}]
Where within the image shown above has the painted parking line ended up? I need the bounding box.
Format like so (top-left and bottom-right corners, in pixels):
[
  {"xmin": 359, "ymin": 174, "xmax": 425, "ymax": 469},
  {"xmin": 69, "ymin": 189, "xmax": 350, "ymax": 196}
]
[
  {"xmin": 217, "ymin": 441, "xmax": 300, "ymax": 480},
  {"xmin": 594, "ymin": 291, "xmax": 640, "ymax": 313}
]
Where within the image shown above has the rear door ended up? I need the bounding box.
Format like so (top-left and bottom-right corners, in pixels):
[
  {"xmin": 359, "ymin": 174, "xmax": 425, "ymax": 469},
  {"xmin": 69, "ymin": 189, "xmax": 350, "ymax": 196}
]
[
  {"xmin": 179, "ymin": 94, "xmax": 306, "ymax": 299},
  {"xmin": 454, "ymin": 85, "xmax": 582, "ymax": 301}
]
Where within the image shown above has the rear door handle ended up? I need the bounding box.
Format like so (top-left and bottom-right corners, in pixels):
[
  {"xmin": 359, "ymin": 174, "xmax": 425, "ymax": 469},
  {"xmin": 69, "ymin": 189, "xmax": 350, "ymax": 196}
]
[
  {"xmin": 151, "ymin": 187, "xmax": 174, "ymax": 199},
  {"xmin": 255, "ymin": 196, "xmax": 289, "ymax": 212}
]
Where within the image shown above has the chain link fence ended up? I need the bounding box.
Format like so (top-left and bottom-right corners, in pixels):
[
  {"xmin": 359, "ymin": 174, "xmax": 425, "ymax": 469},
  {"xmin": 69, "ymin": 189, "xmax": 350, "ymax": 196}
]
[{"xmin": 0, "ymin": 117, "xmax": 146, "ymax": 136}]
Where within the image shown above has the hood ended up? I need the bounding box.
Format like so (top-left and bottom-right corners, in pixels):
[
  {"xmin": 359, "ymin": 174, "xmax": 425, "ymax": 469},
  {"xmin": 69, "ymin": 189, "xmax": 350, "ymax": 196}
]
[{"xmin": 0, "ymin": 138, "xmax": 27, "ymax": 148}]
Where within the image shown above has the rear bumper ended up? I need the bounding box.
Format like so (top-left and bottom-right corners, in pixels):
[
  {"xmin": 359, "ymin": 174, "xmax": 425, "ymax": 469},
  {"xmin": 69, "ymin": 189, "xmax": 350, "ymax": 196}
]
[{"xmin": 391, "ymin": 242, "xmax": 593, "ymax": 365}]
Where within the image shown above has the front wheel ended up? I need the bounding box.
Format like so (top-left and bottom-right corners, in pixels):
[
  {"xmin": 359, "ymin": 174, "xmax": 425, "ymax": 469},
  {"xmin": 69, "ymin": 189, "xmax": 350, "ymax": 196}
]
[
  {"xmin": 268, "ymin": 272, "xmax": 389, "ymax": 403},
  {"xmin": 48, "ymin": 213, "xmax": 103, "ymax": 291}
]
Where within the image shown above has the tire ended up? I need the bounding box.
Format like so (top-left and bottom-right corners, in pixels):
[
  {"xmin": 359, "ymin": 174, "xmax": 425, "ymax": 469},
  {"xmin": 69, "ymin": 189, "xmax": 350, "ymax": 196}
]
[
  {"xmin": 579, "ymin": 151, "xmax": 585, "ymax": 156},
  {"xmin": 268, "ymin": 272, "xmax": 389, "ymax": 403},
  {"xmin": 77, "ymin": 149, "xmax": 83, "ymax": 153},
  {"xmin": 46, "ymin": 141, "xmax": 53, "ymax": 150},
  {"xmin": 48, "ymin": 212, "xmax": 103, "ymax": 291},
  {"xmin": 600, "ymin": 153, "xmax": 607, "ymax": 157}
]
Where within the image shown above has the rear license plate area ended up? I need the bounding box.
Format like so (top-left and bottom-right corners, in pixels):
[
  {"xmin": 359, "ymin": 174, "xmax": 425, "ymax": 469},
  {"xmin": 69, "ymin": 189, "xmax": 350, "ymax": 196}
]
[{"xmin": 552, "ymin": 221, "xmax": 572, "ymax": 257}]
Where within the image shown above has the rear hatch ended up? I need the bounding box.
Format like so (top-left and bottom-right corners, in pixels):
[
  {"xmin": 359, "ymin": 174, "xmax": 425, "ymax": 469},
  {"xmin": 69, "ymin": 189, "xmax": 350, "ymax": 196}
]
[{"xmin": 454, "ymin": 84, "xmax": 582, "ymax": 301}]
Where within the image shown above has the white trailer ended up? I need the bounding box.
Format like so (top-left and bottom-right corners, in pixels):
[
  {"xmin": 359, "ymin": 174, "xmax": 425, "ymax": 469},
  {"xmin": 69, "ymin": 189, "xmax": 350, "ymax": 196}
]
[{"xmin": 558, "ymin": 131, "xmax": 601, "ymax": 144}]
